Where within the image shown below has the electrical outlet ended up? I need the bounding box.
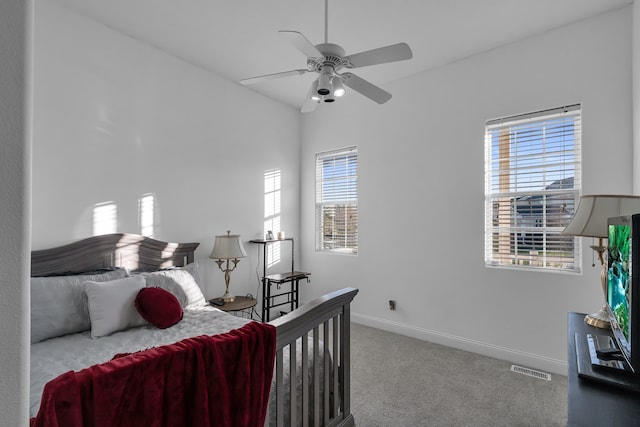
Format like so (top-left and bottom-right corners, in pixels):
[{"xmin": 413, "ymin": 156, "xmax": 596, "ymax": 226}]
[{"xmin": 389, "ymin": 300, "xmax": 396, "ymax": 311}]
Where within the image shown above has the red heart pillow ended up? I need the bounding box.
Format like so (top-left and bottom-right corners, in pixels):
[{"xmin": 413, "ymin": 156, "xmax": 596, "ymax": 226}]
[{"xmin": 135, "ymin": 287, "xmax": 183, "ymax": 329}]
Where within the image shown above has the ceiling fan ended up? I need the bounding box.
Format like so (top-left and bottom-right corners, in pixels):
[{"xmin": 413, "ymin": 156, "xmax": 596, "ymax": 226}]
[{"xmin": 240, "ymin": 0, "xmax": 413, "ymax": 113}]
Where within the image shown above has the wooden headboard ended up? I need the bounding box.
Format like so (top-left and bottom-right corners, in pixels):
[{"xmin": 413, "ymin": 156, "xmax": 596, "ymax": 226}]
[{"xmin": 31, "ymin": 233, "xmax": 200, "ymax": 277}]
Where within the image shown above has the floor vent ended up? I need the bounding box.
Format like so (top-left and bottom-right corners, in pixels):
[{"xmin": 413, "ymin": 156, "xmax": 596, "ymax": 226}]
[{"xmin": 511, "ymin": 365, "xmax": 552, "ymax": 381}]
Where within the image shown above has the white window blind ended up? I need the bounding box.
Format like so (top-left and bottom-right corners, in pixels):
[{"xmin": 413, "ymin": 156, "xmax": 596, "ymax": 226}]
[
  {"xmin": 264, "ymin": 169, "xmax": 281, "ymax": 267},
  {"xmin": 484, "ymin": 104, "xmax": 581, "ymax": 272},
  {"xmin": 316, "ymin": 147, "xmax": 358, "ymax": 254}
]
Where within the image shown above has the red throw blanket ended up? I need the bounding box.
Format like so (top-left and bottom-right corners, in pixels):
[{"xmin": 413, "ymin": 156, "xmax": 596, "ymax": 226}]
[{"xmin": 31, "ymin": 322, "xmax": 276, "ymax": 427}]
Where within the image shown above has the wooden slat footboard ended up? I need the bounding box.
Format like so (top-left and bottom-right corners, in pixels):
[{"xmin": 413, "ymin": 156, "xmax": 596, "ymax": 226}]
[{"xmin": 268, "ymin": 287, "xmax": 358, "ymax": 427}]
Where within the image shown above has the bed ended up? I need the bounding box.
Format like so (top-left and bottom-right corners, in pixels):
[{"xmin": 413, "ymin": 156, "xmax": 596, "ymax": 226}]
[{"xmin": 29, "ymin": 233, "xmax": 358, "ymax": 427}]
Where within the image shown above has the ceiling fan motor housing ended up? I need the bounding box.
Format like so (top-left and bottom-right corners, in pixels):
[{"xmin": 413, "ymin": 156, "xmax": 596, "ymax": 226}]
[
  {"xmin": 312, "ymin": 43, "xmax": 347, "ymax": 96},
  {"xmin": 309, "ymin": 43, "xmax": 346, "ymax": 71}
]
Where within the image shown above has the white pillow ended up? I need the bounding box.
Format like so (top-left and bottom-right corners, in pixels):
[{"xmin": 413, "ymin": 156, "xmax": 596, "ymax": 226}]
[
  {"xmin": 143, "ymin": 263, "xmax": 206, "ymax": 309},
  {"xmin": 30, "ymin": 268, "xmax": 128, "ymax": 343},
  {"xmin": 84, "ymin": 275, "xmax": 147, "ymax": 338}
]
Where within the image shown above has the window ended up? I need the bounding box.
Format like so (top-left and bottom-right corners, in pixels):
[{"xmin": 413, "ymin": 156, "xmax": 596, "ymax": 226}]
[
  {"xmin": 316, "ymin": 147, "xmax": 358, "ymax": 254},
  {"xmin": 484, "ymin": 104, "xmax": 581, "ymax": 272},
  {"xmin": 264, "ymin": 169, "xmax": 281, "ymax": 267}
]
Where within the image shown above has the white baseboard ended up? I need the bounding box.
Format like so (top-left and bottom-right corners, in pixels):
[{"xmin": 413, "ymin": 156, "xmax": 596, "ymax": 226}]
[{"xmin": 352, "ymin": 312, "xmax": 568, "ymax": 377}]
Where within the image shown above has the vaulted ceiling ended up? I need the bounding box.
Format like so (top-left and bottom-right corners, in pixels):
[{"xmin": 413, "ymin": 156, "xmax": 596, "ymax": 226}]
[{"xmin": 52, "ymin": 0, "xmax": 632, "ymax": 110}]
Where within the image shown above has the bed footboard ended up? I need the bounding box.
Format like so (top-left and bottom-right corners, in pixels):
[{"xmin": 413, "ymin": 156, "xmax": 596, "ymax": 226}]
[{"xmin": 268, "ymin": 287, "xmax": 358, "ymax": 427}]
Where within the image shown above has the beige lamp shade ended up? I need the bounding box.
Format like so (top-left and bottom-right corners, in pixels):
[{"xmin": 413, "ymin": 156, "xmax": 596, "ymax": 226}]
[
  {"xmin": 209, "ymin": 232, "xmax": 247, "ymax": 259},
  {"xmin": 562, "ymin": 194, "xmax": 640, "ymax": 238}
]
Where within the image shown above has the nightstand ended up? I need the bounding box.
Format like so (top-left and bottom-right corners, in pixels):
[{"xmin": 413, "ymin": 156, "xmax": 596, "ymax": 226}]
[{"xmin": 209, "ymin": 295, "xmax": 257, "ymax": 319}]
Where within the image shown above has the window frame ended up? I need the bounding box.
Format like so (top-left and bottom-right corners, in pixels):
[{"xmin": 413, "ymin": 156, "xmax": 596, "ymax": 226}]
[
  {"xmin": 484, "ymin": 104, "xmax": 582, "ymax": 273},
  {"xmin": 315, "ymin": 146, "xmax": 358, "ymax": 255}
]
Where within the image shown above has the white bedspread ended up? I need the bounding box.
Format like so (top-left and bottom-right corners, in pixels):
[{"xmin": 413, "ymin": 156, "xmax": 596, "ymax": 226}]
[{"xmin": 30, "ymin": 306, "xmax": 250, "ymax": 418}]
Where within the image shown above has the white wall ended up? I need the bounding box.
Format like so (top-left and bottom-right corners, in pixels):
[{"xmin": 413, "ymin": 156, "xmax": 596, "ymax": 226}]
[
  {"xmin": 0, "ymin": 0, "xmax": 31, "ymax": 424},
  {"xmin": 32, "ymin": 0, "xmax": 301, "ymax": 298},
  {"xmin": 301, "ymin": 7, "xmax": 633, "ymax": 375}
]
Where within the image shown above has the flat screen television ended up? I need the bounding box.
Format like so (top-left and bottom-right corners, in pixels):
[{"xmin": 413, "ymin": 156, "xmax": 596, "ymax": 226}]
[{"xmin": 606, "ymin": 214, "xmax": 640, "ymax": 374}]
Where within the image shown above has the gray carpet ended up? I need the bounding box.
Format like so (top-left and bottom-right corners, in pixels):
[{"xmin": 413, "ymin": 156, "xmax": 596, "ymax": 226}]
[{"xmin": 350, "ymin": 323, "xmax": 567, "ymax": 427}]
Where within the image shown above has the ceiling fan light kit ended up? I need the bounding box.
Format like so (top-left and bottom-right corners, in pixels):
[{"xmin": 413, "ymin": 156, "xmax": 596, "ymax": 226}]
[
  {"xmin": 240, "ymin": 0, "xmax": 413, "ymax": 112},
  {"xmin": 317, "ymin": 66, "xmax": 332, "ymax": 95},
  {"xmin": 310, "ymin": 80, "xmax": 321, "ymax": 101},
  {"xmin": 323, "ymin": 91, "xmax": 336, "ymax": 103},
  {"xmin": 331, "ymin": 77, "xmax": 345, "ymax": 97}
]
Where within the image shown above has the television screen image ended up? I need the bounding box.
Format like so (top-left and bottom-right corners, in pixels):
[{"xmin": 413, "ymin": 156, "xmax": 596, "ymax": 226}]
[
  {"xmin": 607, "ymin": 214, "xmax": 640, "ymax": 374},
  {"xmin": 608, "ymin": 222, "xmax": 631, "ymax": 340}
]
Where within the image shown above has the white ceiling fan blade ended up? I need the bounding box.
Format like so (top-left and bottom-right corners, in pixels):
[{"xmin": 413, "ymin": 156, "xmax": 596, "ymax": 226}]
[
  {"xmin": 344, "ymin": 43, "xmax": 413, "ymax": 68},
  {"xmin": 240, "ymin": 69, "xmax": 309, "ymax": 85},
  {"xmin": 340, "ymin": 72, "xmax": 392, "ymax": 104},
  {"xmin": 279, "ymin": 30, "xmax": 324, "ymax": 59}
]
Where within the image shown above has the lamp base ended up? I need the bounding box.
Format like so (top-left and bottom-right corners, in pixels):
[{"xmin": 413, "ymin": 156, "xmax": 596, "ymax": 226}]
[
  {"xmin": 584, "ymin": 305, "xmax": 611, "ymax": 329},
  {"xmin": 220, "ymin": 291, "xmax": 235, "ymax": 303}
]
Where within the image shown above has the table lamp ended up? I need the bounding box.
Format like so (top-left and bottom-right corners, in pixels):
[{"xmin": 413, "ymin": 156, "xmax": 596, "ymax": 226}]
[
  {"xmin": 210, "ymin": 230, "xmax": 247, "ymax": 302},
  {"xmin": 562, "ymin": 194, "xmax": 640, "ymax": 328}
]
